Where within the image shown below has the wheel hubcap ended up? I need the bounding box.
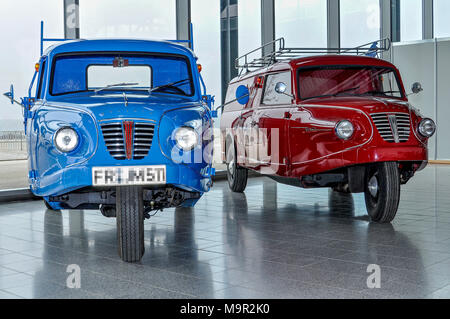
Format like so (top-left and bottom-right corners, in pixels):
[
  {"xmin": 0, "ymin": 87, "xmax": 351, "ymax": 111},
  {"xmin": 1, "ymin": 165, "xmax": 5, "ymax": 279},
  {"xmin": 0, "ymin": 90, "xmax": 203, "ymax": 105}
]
[
  {"xmin": 368, "ymin": 175, "xmax": 379, "ymax": 198},
  {"xmin": 228, "ymin": 159, "xmax": 235, "ymax": 176},
  {"xmin": 227, "ymin": 146, "xmax": 235, "ymax": 179}
]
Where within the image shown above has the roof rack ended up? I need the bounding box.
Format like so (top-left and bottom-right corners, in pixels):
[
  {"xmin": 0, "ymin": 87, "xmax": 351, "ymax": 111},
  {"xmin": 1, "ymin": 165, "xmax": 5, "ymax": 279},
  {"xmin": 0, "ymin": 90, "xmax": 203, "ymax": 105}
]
[{"xmin": 235, "ymin": 37, "xmax": 391, "ymax": 73}]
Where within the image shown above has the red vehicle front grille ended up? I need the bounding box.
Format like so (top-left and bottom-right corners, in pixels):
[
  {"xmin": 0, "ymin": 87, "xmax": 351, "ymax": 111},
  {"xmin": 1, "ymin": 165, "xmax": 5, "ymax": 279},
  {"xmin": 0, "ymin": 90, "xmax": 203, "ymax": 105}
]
[
  {"xmin": 100, "ymin": 121, "xmax": 155, "ymax": 160},
  {"xmin": 370, "ymin": 113, "xmax": 411, "ymax": 143}
]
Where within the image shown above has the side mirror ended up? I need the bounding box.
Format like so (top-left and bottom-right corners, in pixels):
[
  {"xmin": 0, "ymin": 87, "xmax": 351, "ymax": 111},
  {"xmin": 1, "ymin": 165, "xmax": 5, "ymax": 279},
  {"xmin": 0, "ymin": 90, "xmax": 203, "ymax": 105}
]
[
  {"xmin": 3, "ymin": 84, "xmax": 14, "ymax": 104},
  {"xmin": 275, "ymin": 82, "xmax": 294, "ymax": 99},
  {"xmin": 275, "ymin": 82, "xmax": 287, "ymax": 94},
  {"xmin": 411, "ymin": 82, "xmax": 423, "ymax": 94},
  {"xmin": 236, "ymin": 85, "xmax": 250, "ymax": 105}
]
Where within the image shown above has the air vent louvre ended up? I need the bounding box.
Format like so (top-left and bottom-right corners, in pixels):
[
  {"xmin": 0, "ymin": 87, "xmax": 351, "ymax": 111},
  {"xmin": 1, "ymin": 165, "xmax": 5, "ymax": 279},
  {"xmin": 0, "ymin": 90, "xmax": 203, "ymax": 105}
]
[
  {"xmin": 100, "ymin": 121, "xmax": 155, "ymax": 160},
  {"xmin": 370, "ymin": 113, "xmax": 410, "ymax": 143}
]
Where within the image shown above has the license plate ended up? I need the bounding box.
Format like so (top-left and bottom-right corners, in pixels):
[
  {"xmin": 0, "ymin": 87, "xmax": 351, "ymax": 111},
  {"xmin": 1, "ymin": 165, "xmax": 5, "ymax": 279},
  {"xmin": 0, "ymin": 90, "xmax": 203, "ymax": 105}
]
[{"xmin": 92, "ymin": 166, "xmax": 166, "ymax": 186}]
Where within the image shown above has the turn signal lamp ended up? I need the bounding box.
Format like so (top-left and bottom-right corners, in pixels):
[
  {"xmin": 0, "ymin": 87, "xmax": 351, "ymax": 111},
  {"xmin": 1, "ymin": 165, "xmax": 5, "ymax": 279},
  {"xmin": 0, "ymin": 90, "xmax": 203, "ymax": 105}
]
[
  {"xmin": 197, "ymin": 64, "xmax": 202, "ymax": 73},
  {"xmin": 35, "ymin": 63, "xmax": 40, "ymax": 72},
  {"xmin": 255, "ymin": 76, "xmax": 264, "ymax": 88}
]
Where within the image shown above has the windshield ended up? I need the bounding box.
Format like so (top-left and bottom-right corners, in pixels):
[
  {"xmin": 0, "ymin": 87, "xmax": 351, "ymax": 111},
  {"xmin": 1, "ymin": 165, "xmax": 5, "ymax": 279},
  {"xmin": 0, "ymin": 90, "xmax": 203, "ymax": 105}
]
[
  {"xmin": 50, "ymin": 53, "xmax": 194, "ymax": 96},
  {"xmin": 297, "ymin": 66, "xmax": 404, "ymax": 100}
]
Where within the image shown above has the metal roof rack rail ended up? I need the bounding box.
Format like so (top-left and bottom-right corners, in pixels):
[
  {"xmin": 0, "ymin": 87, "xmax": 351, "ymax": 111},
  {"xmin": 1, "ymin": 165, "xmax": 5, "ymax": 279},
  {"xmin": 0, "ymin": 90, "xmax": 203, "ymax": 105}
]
[{"xmin": 235, "ymin": 37, "xmax": 391, "ymax": 73}]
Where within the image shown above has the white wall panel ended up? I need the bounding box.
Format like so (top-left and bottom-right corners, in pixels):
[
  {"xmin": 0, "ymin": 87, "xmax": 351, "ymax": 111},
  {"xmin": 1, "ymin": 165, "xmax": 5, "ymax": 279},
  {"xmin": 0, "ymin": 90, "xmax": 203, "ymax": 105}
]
[
  {"xmin": 392, "ymin": 41, "xmax": 436, "ymax": 159},
  {"xmin": 393, "ymin": 38, "xmax": 450, "ymax": 161},
  {"xmin": 436, "ymin": 39, "xmax": 450, "ymax": 160}
]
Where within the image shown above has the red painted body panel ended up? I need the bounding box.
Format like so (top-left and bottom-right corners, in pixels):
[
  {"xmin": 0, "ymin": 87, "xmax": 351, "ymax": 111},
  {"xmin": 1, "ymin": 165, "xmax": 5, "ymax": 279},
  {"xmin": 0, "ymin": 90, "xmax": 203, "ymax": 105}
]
[{"xmin": 220, "ymin": 55, "xmax": 429, "ymax": 180}]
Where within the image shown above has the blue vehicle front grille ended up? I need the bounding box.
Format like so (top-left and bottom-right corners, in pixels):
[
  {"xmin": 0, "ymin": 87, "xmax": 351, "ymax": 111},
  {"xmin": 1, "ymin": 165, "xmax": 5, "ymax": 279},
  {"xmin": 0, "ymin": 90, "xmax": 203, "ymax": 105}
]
[{"xmin": 100, "ymin": 121, "xmax": 155, "ymax": 160}]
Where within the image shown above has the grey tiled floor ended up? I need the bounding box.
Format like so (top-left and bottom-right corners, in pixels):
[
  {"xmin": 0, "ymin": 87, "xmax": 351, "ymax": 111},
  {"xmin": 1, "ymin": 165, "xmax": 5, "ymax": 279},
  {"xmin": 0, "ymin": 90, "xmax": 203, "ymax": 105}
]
[{"xmin": 0, "ymin": 165, "xmax": 450, "ymax": 299}]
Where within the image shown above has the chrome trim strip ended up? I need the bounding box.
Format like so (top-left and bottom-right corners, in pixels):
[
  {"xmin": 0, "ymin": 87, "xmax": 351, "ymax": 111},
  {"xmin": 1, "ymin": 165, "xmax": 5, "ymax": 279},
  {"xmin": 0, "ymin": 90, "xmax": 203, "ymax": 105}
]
[
  {"xmin": 99, "ymin": 118, "xmax": 156, "ymax": 123},
  {"xmin": 388, "ymin": 114, "xmax": 400, "ymax": 143}
]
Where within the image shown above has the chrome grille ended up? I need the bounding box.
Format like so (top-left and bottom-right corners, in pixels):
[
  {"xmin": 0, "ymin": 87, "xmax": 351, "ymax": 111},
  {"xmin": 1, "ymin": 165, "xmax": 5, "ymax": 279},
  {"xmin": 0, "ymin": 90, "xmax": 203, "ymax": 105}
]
[
  {"xmin": 101, "ymin": 122, "xmax": 125, "ymax": 160},
  {"xmin": 100, "ymin": 121, "xmax": 155, "ymax": 160},
  {"xmin": 370, "ymin": 113, "xmax": 411, "ymax": 143},
  {"xmin": 133, "ymin": 123, "xmax": 155, "ymax": 160}
]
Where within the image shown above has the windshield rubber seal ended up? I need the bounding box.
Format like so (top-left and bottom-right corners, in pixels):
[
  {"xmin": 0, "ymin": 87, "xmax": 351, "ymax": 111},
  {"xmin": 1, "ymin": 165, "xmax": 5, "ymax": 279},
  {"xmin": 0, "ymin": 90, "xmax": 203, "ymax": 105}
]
[{"xmin": 48, "ymin": 51, "xmax": 195, "ymax": 97}]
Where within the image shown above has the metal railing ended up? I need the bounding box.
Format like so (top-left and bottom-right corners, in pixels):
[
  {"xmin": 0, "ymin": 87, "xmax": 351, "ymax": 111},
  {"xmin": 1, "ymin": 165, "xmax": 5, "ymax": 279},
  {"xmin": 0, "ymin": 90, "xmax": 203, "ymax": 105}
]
[
  {"xmin": 0, "ymin": 131, "xmax": 26, "ymax": 151},
  {"xmin": 235, "ymin": 37, "xmax": 392, "ymax": 73}
]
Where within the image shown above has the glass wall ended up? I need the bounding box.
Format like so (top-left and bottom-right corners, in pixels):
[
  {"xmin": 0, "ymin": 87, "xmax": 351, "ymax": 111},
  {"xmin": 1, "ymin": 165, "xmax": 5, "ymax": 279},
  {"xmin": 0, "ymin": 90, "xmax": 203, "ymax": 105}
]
[
  {"xmin": 192, "ymin": 0, "xmax": 222, "ymax": 105},
  {"xmin": 238, "ymin": 0, "xmax": 261, "ymax": 57},
  {"xmin": 340, "ymin": 0, "xmax": 380, "ymax": 48},
  {"xmin": 275, "ymin": 0, "xmax": 327, "ymax": 48},
  {"xmin": 79, "ymin": 0, "xmax": 176, "ymax": 39},
  {"xmin": 400, "ymin": 0, "xmax": 422, "ymax": 42},
  {"xmin": 0, "ymin": 0, "xmax": 63, "ymax": 190},
  {"xmin": 434, "ymin": 0, "xmax": 450, "ymax": 38},
  {"xmin": 220, "ymin": 0, "xmax": 239, "ymax": 103}
]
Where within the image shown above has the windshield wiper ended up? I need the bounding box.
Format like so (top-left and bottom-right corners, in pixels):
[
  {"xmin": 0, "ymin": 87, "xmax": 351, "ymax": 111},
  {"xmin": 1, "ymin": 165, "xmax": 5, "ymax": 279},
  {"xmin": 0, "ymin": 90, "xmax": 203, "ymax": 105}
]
[
  {"xmin": 149, "ymin": 78, "xmax": 190, "ymax": 95},
  {"xmin": 362, "ymin": 90, "xmax": 401, "ymax": 96},
  {"xmin": 94, "ymin": 82, "xmax": 139, "ymax": 93},
  {"xmin": 333, "ymin": 86, "xmax": 360, "ymax": 97}
]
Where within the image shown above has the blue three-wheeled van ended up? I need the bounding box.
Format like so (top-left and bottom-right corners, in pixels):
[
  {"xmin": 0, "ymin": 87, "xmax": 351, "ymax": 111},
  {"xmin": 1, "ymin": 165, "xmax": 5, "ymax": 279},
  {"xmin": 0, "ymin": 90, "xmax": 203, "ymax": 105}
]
[{"xmin": 4, "ymin": 24, "xmax": 215, "ymax": 262}]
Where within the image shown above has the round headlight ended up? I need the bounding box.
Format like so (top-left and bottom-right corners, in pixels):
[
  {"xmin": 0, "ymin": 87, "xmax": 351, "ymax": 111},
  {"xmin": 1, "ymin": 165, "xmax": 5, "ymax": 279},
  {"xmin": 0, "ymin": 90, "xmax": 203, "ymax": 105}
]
[
  {"xmin": 54, "ymin": 127, "xmax": 79, "ymax": 152},
  {"xmin": 174, "ymin": 126, "xmax": 199, "ymax": 151},
  {"xmin": 335, "ymin": 120, "xmax": 354, "ymax": 140},
  {"xmin": 418, "ymin": 118, "xmax": 436, "ymax": 138}
]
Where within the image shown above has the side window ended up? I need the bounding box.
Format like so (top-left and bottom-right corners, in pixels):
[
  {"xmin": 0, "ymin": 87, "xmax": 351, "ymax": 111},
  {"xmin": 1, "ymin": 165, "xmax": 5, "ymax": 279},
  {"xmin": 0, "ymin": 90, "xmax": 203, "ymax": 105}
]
[
  {"xmin": 36, "ymin": 59, "xmax": 47, "ymax": 99},
  {"xmin": 262, "ymin": 72, "xmax": 292, "ymax": 105}
]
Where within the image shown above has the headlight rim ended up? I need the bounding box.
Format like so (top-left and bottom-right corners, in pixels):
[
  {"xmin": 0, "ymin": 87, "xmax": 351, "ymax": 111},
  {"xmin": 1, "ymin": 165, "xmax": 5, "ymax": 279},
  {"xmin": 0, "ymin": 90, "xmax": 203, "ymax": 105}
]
[
  {"xmin": 335, "ymin": 120, "xmax": 354, "ymax": 140},
  {"xmin": 174, "ymin": 126, "xmax": 199, "ymax": 152},
  {"xmin": 54, "ymin": 126, "xmax": 80, "ymax": 153},
  {"xmin": 418, "ymin": 118, "xmax": 436, "ymax": 138}
]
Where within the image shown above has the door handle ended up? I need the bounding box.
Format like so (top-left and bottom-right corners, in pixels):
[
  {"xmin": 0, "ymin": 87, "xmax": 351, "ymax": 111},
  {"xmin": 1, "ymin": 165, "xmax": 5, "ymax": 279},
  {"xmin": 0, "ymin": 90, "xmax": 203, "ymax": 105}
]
[
  {"xmin": 251, "ymin": 120, "xmax": 258, "ymax": 127},
  {"xmin": 284, "ymin": 112, "xmax": 292, "ymax": 119}
]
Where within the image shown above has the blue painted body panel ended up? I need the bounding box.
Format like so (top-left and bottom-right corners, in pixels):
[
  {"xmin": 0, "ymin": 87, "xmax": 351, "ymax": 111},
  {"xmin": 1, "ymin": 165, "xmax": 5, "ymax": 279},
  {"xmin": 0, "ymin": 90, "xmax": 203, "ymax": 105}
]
[{"xmin": 24, "ymin": 39, "xmax": 213, "ymax": 201}]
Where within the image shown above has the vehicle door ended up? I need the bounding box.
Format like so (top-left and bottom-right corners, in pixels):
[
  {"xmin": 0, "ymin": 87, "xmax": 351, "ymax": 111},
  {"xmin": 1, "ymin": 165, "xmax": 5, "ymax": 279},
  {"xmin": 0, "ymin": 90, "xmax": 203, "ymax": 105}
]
[
  {"xmin": 251, "ymin": 71, "xmax": 293, "ymax": 176},
  {"xmin": 236, "ymin": 75, "xmax": 264, "ymax": 169},
  {"xmin": 288, "ymin": 67, "xmax": 346, "ymax": 175},
  {"xmin": 28, "ymin": 57, "xmax": 47, "ymax": 184}
]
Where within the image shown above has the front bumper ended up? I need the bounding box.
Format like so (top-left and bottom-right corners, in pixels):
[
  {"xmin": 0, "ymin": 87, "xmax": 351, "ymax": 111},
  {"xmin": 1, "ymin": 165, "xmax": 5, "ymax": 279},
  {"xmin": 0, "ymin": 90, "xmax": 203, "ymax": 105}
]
[
  {"xmin": 343, "ymin": 144, "xmax": 428, "ymax": 166},
  {"xmin": 34, "ymin": 160, "xmax": 212, "ymax": 197},
  {"xmin": 289, "ymin": 143, "xmax": 428, "ymax": 177}
]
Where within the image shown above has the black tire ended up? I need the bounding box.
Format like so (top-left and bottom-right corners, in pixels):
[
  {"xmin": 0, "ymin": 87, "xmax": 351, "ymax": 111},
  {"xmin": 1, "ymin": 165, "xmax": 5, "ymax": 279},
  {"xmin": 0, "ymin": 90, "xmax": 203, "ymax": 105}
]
[
  {"xmin": 226, "ymin": 140, "xmax": 248, "ymax": 193},
  {"xmin": 364, "ymin": 162, "xmax": 400, "ymax": 223},
  {"xmin": 116, "ymin": 186, "xmax": 145, "ymax": 262}
]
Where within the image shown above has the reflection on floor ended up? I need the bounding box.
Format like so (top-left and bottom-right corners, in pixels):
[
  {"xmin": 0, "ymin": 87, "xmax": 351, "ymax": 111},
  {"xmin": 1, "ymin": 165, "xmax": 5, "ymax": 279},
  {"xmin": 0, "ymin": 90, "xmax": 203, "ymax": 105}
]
[{"xmin": 0, "ymin": 165, "xmax": 450, "ymax": 299}]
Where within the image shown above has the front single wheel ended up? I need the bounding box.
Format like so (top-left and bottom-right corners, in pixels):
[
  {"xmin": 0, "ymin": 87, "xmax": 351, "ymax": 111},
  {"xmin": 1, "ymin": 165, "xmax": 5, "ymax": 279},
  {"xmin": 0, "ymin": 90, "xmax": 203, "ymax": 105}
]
[
  {"xmin": 364, "ymin": 162, "xmax": 400, "ymax": 223},
  {"xmin": 44, "ymin": 200, "xmax": 56, "ymax": 211},
  {"xmin": 44, "ymin": 199, "xmax": 62, "ymax": 211},
  {"xmin": 116, "ymin": 186, "xmax": 144, "ymax": 262},
  {"xmin": 226, "ymin": 141, "xmax": 248, "ymax": 193}
]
